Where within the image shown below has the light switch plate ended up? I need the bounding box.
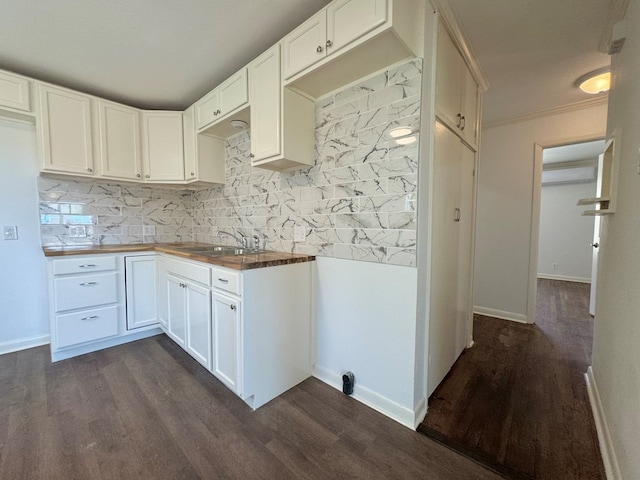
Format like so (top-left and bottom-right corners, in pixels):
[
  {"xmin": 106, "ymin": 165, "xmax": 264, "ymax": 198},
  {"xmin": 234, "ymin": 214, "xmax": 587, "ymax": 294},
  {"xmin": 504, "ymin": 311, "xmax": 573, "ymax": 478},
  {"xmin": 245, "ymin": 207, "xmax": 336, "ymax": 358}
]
[
  {"xmin": 294, "ymin": 225, "xmax": 306, "ymax": 242},
  {"xmin": 3, "ymin": 225, "xmax": 18, "ymax": 240}
]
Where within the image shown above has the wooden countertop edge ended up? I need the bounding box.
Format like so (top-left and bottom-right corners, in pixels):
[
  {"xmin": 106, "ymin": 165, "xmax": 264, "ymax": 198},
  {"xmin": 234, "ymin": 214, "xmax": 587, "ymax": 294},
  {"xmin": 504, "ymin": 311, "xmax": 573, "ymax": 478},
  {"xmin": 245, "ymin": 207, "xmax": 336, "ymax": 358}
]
[{"xmin": 42, "ymin": 243, "xmax": 316, "ymax": 271}]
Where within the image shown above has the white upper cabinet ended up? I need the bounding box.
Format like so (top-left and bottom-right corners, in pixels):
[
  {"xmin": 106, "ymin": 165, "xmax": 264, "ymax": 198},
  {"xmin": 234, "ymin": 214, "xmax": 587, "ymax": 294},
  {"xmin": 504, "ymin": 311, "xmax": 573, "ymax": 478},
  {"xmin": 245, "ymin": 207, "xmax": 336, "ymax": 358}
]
[
  {"xmin": 182, "ymin": 105, "xmax": 226, "ymax": 185},
  {"xmin": 282, "ymin": 0, "xmax": 423, "ymax": 97},
  {"xmin": 283, "ymin": 10, "xmax": 328, "ymax": 80},
  {"xmin": 37, "ymin": 84, "xmax": 95, "ymax": 176},
  {"xmin": 0, "ymin": 70, "xmax": 31, "ymax": 113},
  {"xmin": 250, "ymin": 44, "xmax": 315, "ymax": 171},
  {"xmin": 327, "ymin": 0, "xmax": 387, "ymax": 54},
  {"xmin": 195, "ymin": 68, "xmax": 248, "ymax": 131},
  {"xmin": 97, "ymin": 100, "xmax": 142, "ymax": 180},
  {"xmin": 141, "ymin": 111, "xmax": 185, "ymax": 182},
  {"xmin": 435, "ymin": 24, "xmax": 479, "ymax": 148}
]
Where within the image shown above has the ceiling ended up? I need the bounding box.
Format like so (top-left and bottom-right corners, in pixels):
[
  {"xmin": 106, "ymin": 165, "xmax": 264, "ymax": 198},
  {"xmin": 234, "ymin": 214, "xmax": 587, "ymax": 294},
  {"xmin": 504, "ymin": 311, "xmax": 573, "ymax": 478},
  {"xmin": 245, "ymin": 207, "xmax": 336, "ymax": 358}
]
[
  {"xmin": 543, "ymin": 139, "xmax": 605, "ymax": 165},
  {"xmin": 0, "ymin": 0, "xmax": 624, "ymax": 122},
  {"xmin": 448, "ymin": 0, "xmax": 620, "ymax": 125},
  {"xmin": 0, "ymin": 0, "xmax": 330, "ymax": 110}
]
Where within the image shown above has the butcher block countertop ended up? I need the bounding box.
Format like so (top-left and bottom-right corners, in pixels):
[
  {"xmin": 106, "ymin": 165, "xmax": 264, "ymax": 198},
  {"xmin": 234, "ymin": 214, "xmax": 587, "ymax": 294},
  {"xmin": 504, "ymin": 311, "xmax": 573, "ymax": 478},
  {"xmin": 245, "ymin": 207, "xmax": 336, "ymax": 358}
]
[{"xmin": 42, "ymin": 243, "xmax": 315, "ymax": 271}]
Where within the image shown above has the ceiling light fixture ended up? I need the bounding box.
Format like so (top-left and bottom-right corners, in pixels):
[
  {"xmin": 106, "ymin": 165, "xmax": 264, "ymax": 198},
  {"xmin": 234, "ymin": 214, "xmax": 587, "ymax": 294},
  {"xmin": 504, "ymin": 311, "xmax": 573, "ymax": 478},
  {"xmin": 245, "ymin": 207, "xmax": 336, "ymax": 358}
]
[
  {"xmin": 230, "ymin": 119, "xmax": 248, "ymax": 130},
  {"xmin": 576, "ymin": 67, "xmax": 611, "ymax": 94},
  {"xmin": 389, "ymin": 126, "xmax": 413, "ymax": 138}
]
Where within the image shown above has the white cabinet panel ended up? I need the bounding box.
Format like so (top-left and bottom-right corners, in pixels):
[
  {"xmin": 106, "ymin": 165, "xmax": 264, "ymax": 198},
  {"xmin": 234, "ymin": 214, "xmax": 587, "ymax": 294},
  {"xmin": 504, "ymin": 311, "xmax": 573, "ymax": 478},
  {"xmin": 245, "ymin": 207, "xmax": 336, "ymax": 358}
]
[
  {"xmin": 54, "ymin": 271, "xmax": 118, "ymax": 312},
  {"xmin": 327, "ymin": 0, "xmax": 387, "ymax": 54},
  {"xmin": 195, "ymin": 89, "xmax": 219, "ymax": 130},
  {"xmin": 212, "ymin": 292, "xmax": 241, "ymax": 394},
  {"xmin": 125, "ymin": 255, "xmax": 158, "ymax": 330},
  {"xmin": 218, "ymin": 68, "xmax": 248, "ymax": 117},
  {"xmin": 167, "ymin": 274, "xmax": 187, "ymax": 347},
  {"xmin": 55, "ymin": 305, "xmax": 119, "ymax": 349},
  {"xmin": 37, "ymin": 84, "xmax": 95, "ymax": 176},
  {"xmin": 98, "ymin": 100, "xmax": 142, "ymax": 180},
  {"xmin": 0, "ymin": 70, "xmax": 31, "ymax": 112},
  {"xmin": 52, "ymin": 255, "xmax": 116, "ymax": 275},
  {"xmin": 211, "ymin": 267, "xmax": 240, "ymax": 295},
  {"xmin": 141, "ymin": 111, "xmax": 185, "ymax": 182},
  {"xmin": 186, "ymin": 282, "xmax": 212, "ymax": 369},
  {"xmin": 283, "ymin": 10, "xmax": 327, "ymax": 79}
]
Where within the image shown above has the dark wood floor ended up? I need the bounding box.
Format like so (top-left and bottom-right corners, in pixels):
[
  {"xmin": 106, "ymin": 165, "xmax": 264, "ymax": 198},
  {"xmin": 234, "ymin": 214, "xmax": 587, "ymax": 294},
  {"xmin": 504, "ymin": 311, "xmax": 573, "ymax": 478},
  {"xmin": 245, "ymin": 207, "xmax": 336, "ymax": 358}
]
[
  {"xmin": 419, "ymin": 279, "xmax": 605, "ymax": 480},
  {"xmin": 0, "ymin": 334, "xmax": 502, "ymax": 480}
]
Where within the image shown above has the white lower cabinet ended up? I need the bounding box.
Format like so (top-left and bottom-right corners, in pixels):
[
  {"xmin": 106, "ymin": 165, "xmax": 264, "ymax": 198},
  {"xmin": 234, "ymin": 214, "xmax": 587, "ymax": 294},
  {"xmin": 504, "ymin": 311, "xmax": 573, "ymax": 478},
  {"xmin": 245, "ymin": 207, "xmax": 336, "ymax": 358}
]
[
  {"xmin": 125, "ymin": 255, "xmax": 158, "ymax": 330},
  {"xmin": 211, "ymin": 291, "xmax": 241, "ymax": 394},
  {"xmin": 47, "ymin": 253, "xmax": 162, "ymax": 362}
]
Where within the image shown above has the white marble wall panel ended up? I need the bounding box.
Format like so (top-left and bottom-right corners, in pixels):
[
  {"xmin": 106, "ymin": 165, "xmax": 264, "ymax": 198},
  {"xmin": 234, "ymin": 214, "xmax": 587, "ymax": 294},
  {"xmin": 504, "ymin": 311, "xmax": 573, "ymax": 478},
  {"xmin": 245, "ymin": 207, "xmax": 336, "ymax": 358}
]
[
  {"xmin": 38, "ymin": 177, "xmax": 193, "ymax": 246},
  {"xmin": 193, "ymin": 58, "xmax": 422, "ymax": 267}
]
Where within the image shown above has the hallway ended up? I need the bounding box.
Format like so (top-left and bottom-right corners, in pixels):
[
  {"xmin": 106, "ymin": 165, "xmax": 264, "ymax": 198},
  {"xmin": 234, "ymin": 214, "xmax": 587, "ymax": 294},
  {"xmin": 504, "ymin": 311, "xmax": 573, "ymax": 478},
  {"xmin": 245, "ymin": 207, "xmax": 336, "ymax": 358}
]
[{"xmin": 418, "ymin": 279, "xmax": 605, "ymax": 479}]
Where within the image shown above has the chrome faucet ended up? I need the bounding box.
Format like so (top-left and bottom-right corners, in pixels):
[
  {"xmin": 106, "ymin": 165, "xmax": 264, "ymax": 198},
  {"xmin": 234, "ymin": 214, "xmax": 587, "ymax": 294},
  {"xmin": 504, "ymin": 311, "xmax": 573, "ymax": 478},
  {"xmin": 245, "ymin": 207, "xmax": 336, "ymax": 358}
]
[
  {"xmin": 238, "ymin": 232, "xmax": 248, "ymax": 249},
  {"xmin": 252, "ymin": 234, "xmax": 260, "ymax": 251}
]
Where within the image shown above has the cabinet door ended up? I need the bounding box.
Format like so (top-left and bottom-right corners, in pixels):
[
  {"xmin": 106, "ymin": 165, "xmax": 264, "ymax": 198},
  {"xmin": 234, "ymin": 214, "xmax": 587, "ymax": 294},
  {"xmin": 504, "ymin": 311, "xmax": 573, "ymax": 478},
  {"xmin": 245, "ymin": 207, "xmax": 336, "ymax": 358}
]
[
  {"xmin": 166, "ymin": 274, "xmax": 187, "ymax": 347},
  {"xmin": 98, "ymin": 100, "xmax": 142, "ymax": 180},
  {"xmin": 186, "ymin": 282, "xmax": 212, "ymax": 369},
  {"xmin": 195, "ymin": 89, "xmax": 219, "ymax": 130},
  {"xmin": 218, "ymin": 68, "xmax": 248, "ymax": 117},
  {"xmin": 435, "ymin": 25, "xmax": 465, "ymax": 133},
  {"xmin": 428, "ymin": 122, "xmax": 462, "ymax": 396},
  {"xmin": 37, "ymin": 84, "xmax": 95, "ymax": 176},
  {"xmin": 182, "ymin": 106, "xmax": 198, "ymax": 182},
  {"xmin": 326, "ymin": 0, "xmax": 387, "ymax": 54},
  {"xmin": 461, "ymin": 72, "xmax": 479, "ymax": 147},
  {"xmin": 125, "ymin": 255, "xmax": 158, "ymax": 330},
  {"xmin": 0, "ymin": 70, "xmax": 30, "ymax": 112},
  {"xmin": 211, "ymin": 292, "xmax": 241, "ymax": 394},
  {"xmin": 156, "ymin": 257, "xmax": 168, "ymax": 328},
  {"xmin": 141, "ymin": 111, "xmax": 185, "ymax": 182},
  {"xmin": 283, "ymin": 10, "xmax": 327, "ymax": 79},
  {"xmin": 250, "ymin": 45, "xmax": 281, "ymax": 161}
]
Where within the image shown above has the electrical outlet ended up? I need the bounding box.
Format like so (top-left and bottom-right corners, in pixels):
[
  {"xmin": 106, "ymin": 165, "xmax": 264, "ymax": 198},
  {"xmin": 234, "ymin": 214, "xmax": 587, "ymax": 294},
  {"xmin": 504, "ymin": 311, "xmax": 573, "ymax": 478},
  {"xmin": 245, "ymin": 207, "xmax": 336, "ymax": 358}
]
[
  {"xmin": 143, "ymin": 225, "xmax": 156, "ymax": 236},
  {"xmin": 294, "ymin": 225, "xmax": 306, "ymax": 242},
  {"xmin": 3, "ymin": 225, "xmax": 18, "ymax": 240},
  {"xmin": 404, "ymin": 193, "xmax": 416, "ymax": 212},
  {"xmin": 69, "ymin": 225, "xmax": 86, "ymax": 238},
  {"xmin": 553, "ymin": 263, "xmax": 559, "ymax": 270}
]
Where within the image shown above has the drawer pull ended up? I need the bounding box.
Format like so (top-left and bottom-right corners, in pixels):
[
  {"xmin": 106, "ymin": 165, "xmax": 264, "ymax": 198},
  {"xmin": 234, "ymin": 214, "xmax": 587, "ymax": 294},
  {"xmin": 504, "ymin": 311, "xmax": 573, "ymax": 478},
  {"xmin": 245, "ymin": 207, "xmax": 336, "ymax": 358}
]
[
  {"xmin": 80, "ymin": 282, "xmax": 98, "ymax": 286},
  {"xmin": 80, "ymin": 315, "xmax": 99, "ymax": 321},
  {"xmin": 217, "ymin": 278, "xmax": 229, "ymax": 284},
  {"xmin": 78, "ymin": 264, "xmax": 97, "ymax": 268},
  {"xmin": 230, "ymin": 304, "xmax": 236, "ymax": 311}
]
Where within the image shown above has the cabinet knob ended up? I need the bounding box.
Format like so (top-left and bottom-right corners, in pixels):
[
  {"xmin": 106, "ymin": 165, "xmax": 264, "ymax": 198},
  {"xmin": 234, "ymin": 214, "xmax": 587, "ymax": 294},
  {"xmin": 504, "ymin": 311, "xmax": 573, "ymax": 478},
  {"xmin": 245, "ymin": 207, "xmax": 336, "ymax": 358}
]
[
  {"xmin": 136, "ymin": 173, "xmax": 141, "ymax": 178},
  {"xmin": 145, "ymin": 175, "xmax": 150, "ymax": 178},
  {"xmin": 190, "ymin": 172, "xmax": 195, "ymax": 177},
  {"xmin": 230, "ymin": 304, "xmax": 236, "ymax": 311},
  {"xmin": 326, "ymin": 40, "xmax": 333, "ymax": 48},
  {"xmin": 249, "ymin": 154, "xmax": 255, "ymax": 159},
  {"xmin": 87, "ymin": 168, "xmax": 93, "ymax": 173},
  {"xmin": 316, "ymin": 45, "xmax": 323, "ymax": 53}
]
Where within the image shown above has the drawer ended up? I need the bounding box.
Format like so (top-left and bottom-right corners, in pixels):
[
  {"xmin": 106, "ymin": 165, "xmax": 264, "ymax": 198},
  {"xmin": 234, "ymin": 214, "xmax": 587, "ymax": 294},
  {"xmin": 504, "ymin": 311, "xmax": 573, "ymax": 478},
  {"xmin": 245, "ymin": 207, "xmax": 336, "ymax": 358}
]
[
  {"xmin": 212, "ymin": 267, "xmax": 241, "ymax": 295},
  {"xmin": 54, "ymin": 272, "xmax": 118, "ymax": 312},
  {"xmin": 52, "ymin": 255, "xmax": 117, "ymax": 275},
  {"xmin": 165, "ymin": 258, "xmax": 211, "ymax": 286},
  {"xmin": 55, "ymin": 305, "xmax": 119, "ymax": 349}
]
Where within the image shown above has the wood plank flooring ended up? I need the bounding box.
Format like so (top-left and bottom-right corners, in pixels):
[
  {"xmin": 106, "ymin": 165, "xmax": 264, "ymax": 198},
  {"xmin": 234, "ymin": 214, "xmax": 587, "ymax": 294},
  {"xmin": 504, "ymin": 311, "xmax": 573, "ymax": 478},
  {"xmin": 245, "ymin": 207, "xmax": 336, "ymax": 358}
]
[
  {"xmin": 0, "ymin": 334, "xmax": 501, "ymax": 480},
  {"xmin": 418, "ymin": 279, "xmax": 605, "ymax": 480}
]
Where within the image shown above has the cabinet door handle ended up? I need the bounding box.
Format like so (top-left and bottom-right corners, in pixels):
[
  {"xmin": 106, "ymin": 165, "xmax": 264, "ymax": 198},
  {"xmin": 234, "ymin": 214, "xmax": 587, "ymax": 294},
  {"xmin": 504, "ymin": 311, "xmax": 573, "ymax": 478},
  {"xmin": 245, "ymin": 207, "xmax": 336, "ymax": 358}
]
[
  {"xmin": 230, "ymin": 304, "xmax": 236, "ymax": 311},
  {"xmin": 456, "ymin": 113, "xmax": 462, "ymax": 127},
  {"xmin": 454, "ymin": 208, "xmax": 461, "ymax": 222},
  {"xmin": 316, "ymin": 45, "xmax": 323, "ymax": 53},
  {"xmin": 87, "ymin": 168, "xmax": 93, "ymax": 173},
  {"xmin": 78, "ymin": 264, "xmax": 96, "ymax": 268},
  {"xmin": 190, "ymin": 172, "xmax": 195, "ymax": 177},
  {"xmin": 145, "ymin": 174, "xmax": 150, "ymax": 178},
  {"xmin": 80, "ymin": 282, "xmax": 98, "ymax": 286},
  {"xmin": 217, "ymin": 278, "xmax": 229, "ymax": 284},
  {"xmin": 460, "ymin": 116, "xmax": 466, "ymax": 131},
  {"xmin": 249, "ymin": 154, "xmax": 255, "ymax": 159},
  {"xmin": 136, "ymin": 173, "xmax": 141, "ymax": 178},
  {"xmin": 326, "ymin": 40, "xmax": 333, "ymax": 48},
  {"xmin": 80, "ymin": 315, "xmax": 99, "ymax": 321}
]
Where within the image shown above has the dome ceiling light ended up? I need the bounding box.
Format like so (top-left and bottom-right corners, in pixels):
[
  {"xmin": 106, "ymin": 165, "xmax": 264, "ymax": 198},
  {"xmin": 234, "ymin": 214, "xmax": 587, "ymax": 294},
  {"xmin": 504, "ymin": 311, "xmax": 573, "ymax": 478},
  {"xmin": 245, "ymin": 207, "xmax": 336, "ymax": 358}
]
[{"xmin": 576, "ymin": 67, "xmax": 611, "ymax": 94}]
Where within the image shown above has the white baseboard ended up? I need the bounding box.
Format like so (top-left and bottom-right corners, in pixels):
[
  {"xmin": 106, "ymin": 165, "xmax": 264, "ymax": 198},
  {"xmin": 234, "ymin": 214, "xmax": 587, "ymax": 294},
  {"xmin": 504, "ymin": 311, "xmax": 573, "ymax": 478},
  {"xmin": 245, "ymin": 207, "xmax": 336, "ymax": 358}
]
[
  {"xmin": 473, "ymin": 306, "xmax": 529, "ymax": 324},
  {"xmin": 537, "ymin": 274, "xmax": 591, "ymax": 283},
  {"xmin": 585, "ymin": 367, "xmax": 622, "ymax": 480},
  {"xmin": 0, "ymin": 334, "xmax": 50, "ymax": 356},
  {"xmin": 413, "ymin": 396, "xmax": 428, "ymax": 429},
  {"xmin": 313, "ymin": 365, "xmax": 418, "ymax": 430}
]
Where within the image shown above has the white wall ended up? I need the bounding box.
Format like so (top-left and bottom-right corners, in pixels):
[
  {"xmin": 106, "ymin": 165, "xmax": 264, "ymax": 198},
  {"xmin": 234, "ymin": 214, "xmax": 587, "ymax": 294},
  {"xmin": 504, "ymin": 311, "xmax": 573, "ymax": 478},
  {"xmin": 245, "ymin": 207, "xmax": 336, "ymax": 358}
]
[
  {"xmin": 537, "ymin": 176, "xmax": 596, "ymax": 282},
  {"xmin": 313, "ymin": 257, "xmax": 418, "ymax": 428},
  {"xmin": 474, "ymin": 104, "xmax": 607, "ymax": 322},
  {"xmin": 0, "ymin": 118, "xmax": 49, "ymax": 353},
  {"xmin": 590, "ymin": 1, "xmax": 640, "ymax": 477}
]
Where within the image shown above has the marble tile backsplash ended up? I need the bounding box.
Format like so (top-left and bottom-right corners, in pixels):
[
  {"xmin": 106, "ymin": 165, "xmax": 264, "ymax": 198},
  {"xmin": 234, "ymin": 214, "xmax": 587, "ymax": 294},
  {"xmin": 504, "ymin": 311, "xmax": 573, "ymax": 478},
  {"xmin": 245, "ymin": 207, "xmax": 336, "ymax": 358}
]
[
  {"xmin": 38, "ymin": 58, "xmax": 421, "ymax": 266},
  {"xmin": 38, "ymin": 178, "xmax": 193, "ymax": 246},
  {"xmin": 193, "ymin": 58, "xmax": 422, "ymax": 267}
]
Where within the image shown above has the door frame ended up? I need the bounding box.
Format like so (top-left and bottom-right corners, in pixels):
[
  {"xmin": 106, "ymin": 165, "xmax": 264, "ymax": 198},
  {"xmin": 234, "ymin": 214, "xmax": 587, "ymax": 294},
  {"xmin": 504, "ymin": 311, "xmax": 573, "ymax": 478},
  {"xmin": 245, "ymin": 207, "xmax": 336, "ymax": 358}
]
[{"xmin": 527, "ymin": 134, "xmax": 605, "ymax": 324}]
